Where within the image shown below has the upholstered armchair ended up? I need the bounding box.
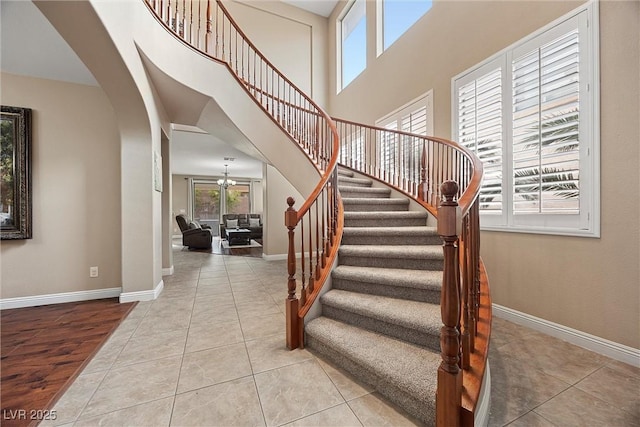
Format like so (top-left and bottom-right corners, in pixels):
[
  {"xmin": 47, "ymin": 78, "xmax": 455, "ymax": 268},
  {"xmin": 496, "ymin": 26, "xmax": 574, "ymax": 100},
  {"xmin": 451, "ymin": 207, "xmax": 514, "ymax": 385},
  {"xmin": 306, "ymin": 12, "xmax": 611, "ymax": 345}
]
[{"xmin": 175, "ymin": 214, "xmax": 213, "ymax": 249}]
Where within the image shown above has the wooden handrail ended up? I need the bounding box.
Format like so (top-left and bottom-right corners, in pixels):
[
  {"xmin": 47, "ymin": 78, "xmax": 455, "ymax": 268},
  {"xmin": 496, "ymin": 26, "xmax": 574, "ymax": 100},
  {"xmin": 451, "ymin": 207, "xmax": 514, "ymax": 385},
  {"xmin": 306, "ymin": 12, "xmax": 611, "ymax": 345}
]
[
  {"xmin": 142, "ymin": 0, "xmax": 342, "ymax": 353},
  {"xmin": 143, "ymin": 1, "xmax": 489, "ymax": 424},
  {"xmin": 333, "ymin": 118, "xmax": 489, "ymax": 426}
]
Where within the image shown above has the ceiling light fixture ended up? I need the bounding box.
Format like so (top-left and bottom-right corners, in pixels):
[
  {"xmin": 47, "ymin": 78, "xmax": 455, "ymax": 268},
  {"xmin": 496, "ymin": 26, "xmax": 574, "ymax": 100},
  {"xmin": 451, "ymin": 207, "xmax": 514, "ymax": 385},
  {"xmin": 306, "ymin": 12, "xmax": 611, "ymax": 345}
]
[{"xmin": 217, "ymin": 164, "xmax": 236, "ymax": 188}]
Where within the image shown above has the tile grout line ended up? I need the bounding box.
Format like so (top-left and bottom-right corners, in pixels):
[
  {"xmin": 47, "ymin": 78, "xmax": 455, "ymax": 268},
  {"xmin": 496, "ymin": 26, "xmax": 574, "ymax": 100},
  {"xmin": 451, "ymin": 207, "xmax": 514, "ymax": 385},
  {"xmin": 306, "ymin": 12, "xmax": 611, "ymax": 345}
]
[{"xmin": 167, "ymin": 259, "xmax": 203, "ymax": 425}]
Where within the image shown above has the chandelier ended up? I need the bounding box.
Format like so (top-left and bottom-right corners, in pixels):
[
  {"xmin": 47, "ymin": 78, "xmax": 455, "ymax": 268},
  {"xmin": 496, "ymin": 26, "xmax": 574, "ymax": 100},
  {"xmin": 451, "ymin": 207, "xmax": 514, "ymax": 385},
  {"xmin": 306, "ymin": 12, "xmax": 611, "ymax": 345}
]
[{"xmin": 217, "ymin": 164, "xmax": 236, "ymax": 188}]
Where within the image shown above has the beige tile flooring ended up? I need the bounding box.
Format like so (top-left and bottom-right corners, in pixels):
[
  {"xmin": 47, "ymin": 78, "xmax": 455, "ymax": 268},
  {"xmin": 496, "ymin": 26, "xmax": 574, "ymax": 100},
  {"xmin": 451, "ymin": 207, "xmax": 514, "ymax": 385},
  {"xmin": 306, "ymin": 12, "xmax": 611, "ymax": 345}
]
[{"xmin": 43, "ymin": 248, "xmax": 639, "ymax": 426}]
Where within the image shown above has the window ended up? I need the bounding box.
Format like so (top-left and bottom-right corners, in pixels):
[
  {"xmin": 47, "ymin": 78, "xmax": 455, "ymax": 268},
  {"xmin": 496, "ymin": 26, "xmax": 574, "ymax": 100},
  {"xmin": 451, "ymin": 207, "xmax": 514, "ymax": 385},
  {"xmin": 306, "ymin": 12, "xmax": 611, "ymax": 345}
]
[
  {"xmin": 378, "ymin": 0, "xmax": 432, "ymax": 53},
  {"xmin": 225, "ymin": 184, "xmax": 251, "ymax": 214},
  {"xmin": 453, "ymin": 3, "xmax": 599, "ymax": 237},
  {"xmin": 192, "ymin": 181, "xmax": 251, "ymax": 223},
  {"xmin": 340, "ymin": 128, "xmax": 364, "ymax": 168},
  {"xmin": 339, "ymin": 0, "xmax": 366, "ymax": 89},
  {"xmin": 193, "ymin": 181, "xmax": 220, "ymax": 223},
  {"xmin": 376, "ymin": 91, "xmax": 434, "ymax": 180}
]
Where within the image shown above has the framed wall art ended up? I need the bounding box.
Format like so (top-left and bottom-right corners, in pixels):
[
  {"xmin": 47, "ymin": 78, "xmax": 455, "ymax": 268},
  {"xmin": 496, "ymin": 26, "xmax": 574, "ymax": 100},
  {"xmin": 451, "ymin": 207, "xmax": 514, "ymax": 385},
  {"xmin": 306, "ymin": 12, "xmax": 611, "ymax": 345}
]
[{"xmin": 1, "ymin": 105, "xmax": 32, "ymax": 240}]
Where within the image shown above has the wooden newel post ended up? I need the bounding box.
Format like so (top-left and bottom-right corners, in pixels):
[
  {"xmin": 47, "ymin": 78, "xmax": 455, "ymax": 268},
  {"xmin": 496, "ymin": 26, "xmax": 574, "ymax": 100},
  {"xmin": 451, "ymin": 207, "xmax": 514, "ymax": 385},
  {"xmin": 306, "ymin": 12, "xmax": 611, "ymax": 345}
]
[
  {"xmin": 285, "ymin": 197, "xmax": 300, "ymax": 350},
  {"xmin": 436, "ymin": 181, "xmax": 462, "ymax": 427}
]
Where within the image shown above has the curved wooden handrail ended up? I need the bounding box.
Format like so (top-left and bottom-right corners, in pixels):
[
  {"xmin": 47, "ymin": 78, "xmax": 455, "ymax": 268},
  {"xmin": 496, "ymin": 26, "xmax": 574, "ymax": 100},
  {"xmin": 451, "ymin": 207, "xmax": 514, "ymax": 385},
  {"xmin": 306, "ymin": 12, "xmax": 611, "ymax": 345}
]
[
  {"xmin": 333, "ymin": 118, "xmax": 483, "ymax": 216},
  {"xmin": 142, "ymin": 2, "xmax": 488, "ymax": 424},
  {"xmin": 333, "ymin": 117, "xmax": 489, "ymax": 426},
  {"xmin": 142, "ymin": 0, "xmax": 342, "ymax": 353}
]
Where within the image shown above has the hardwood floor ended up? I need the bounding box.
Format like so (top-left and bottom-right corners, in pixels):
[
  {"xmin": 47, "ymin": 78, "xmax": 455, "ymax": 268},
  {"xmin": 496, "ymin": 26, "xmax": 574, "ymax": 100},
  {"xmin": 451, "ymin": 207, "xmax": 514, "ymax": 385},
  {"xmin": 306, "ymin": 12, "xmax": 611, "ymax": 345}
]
[{"xmin": 1, "ymin": 299, "xmax": 136, "ymax": 427}]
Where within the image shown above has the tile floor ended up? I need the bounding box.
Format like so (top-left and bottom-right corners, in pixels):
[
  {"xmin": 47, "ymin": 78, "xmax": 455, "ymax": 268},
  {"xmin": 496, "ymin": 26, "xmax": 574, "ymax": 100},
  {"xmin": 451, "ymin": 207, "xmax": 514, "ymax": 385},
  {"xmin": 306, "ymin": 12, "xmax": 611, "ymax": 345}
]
[{"xmin": 43, "ymin": 246, "xmax": 639, "ymax": 426}]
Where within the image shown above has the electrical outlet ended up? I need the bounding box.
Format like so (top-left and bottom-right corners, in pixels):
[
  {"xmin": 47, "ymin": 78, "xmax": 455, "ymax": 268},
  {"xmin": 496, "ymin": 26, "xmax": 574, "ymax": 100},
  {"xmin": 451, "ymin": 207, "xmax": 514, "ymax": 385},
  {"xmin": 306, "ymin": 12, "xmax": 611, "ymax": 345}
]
[{"xmin": 89, "ymin": 266, "xmax": 99, "ymax": 278}]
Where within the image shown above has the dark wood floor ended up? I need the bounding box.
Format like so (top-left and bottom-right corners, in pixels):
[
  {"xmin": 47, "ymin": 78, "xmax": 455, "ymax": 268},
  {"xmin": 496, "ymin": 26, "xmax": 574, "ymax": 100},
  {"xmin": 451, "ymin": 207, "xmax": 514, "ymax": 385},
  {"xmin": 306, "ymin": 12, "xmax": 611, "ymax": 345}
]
[{"xmin": 1, "ymin": 298, "xmax": 136, "ymax": 427}]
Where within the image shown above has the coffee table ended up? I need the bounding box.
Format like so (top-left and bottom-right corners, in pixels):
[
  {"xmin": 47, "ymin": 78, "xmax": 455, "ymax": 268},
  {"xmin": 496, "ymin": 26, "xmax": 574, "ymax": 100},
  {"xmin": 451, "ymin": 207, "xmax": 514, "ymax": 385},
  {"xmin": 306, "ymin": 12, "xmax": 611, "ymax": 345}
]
[{"xmin": 226, "ymin": 228, "xmax": 251, "ymax": 246}]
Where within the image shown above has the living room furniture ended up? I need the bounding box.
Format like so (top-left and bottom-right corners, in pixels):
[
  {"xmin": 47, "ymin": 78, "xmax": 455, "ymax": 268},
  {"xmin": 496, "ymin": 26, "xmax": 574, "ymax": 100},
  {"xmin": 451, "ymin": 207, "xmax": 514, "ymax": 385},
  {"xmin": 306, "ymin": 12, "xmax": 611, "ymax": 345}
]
[
  {"xmin": 220, "ymin": 214, "xmax": 262, "ymax": 240},
  {"xmin": 176, "ymin": 214, "xmax": 213, "ymax": 249},
  {"xmin": 225, "ymin": 228, "xmax": 252, "ymax": 246}
]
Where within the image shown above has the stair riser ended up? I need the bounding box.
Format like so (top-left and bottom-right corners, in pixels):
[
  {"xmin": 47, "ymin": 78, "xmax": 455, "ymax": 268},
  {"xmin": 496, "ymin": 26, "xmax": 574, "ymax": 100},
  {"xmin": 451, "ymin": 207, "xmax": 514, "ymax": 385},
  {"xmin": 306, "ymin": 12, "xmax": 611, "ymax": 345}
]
[
  {"xmin": 332, "ymin": 277, "xmax": 441, "ymax": 304},
  {"xmin": 344, "ymin": 217, "xmax": 427, "ymax": 227},
  {"xmin": 338, "ymin": 180, "xmax": 372, "ymax": 188},
  {"xmin": 341, "ymin": 234, "xmax": 441, "ymax": 246},
  {"xmin": 343, "ymin": 203, "xmax": 408, "ymax": 212},
  {"xmin": 339, "ymin": 255, "xmax": 443, "ymax": 271},
  {"xmin": 339, "ymin": 190, "xmax": 390, "ymax": 199},
  {"xmin": 305, "ymin": 335, "xmax": 434, "ymax": 424},
  {"xmin": 322, "ymin": 306, "xmax": 440, "ymax": 352}
]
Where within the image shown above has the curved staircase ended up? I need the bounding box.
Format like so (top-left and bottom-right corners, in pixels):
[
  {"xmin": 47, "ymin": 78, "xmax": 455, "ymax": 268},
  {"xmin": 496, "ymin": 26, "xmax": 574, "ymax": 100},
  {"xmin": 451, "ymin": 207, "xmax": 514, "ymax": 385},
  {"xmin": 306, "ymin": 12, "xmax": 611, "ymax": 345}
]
[
  {"xmin": 71, "ymin": 1, "xmax": 490, "ymax": 425},
  {"xmin": 306, "ymin": 167, "xmax": 447, "ymax": 422}
]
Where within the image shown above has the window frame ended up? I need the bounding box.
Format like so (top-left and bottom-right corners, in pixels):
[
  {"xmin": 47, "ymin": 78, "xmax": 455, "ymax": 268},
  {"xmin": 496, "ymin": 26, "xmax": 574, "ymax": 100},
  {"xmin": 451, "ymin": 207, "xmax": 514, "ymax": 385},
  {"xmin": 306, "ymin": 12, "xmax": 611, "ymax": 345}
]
[
  {"xmin": 452, "ymin": 2, "xmax": 600, "ymax": 238},
  {"xmin": 376, "ymin": 90, "xmax": 434, "ymax": 180},
  {"xmin": 337, "ymin": 0, "xmax": 367, "ymax": 91}
]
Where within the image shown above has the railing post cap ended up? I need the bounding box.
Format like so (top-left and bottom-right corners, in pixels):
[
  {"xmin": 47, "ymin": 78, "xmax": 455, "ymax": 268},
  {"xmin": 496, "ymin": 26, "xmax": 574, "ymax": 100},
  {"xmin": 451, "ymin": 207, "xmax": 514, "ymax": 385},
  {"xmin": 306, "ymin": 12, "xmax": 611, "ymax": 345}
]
[
  {"xmin": 287, "ymin": 197, "xmax": 295, "ymax": 208},
  {"xmin": 440, "ymin": 181, "xmax": 459, "ymax": 200},
  {"xmin": 438, "ymin": 181, "xmax": 461, "ymax": 236}
]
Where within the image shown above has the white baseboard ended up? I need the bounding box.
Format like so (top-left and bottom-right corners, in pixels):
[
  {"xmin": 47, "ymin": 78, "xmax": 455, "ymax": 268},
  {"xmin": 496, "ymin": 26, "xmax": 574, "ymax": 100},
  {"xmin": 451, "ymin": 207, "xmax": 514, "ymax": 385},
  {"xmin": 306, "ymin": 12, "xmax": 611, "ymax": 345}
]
[
  {"xmin": 262, "ymin": 253, "xmax": 287, "ymax": 261},
  {"xmin": 162, "ymin": 265, "xmax": 174, "ymax": 276},
  {"xmin": 262, "ymin": 251, "xmax": 303, "ymax": 261},
  {"xmin": 119, "ymin": 280, "xmax": 164, "ymax": 303},
  {"xmin": 0, "ymin": 287, "xmax": 122, "ymax": 310},
  {"xmin": 493, "ymin": 304, "xmax": 640, "ymax": 367}
]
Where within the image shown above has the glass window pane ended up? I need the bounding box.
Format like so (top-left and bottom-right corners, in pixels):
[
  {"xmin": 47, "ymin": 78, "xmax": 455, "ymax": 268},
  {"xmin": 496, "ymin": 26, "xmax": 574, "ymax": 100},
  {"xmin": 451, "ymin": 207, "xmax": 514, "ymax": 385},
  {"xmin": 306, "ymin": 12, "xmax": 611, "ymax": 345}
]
[
  {"xmin": 193, "ymin": 182, "xmax": 220, "ymax": 221},
  {"xmin": 383, "ymin": 0, "xmax": 432, "ymax": 50},
  {"xmin": 226, "ymin": 184, "xmax": 251, "ymax": 214},
  {"xmin": 341, "ymin": 0, "xmax": 366, "ymax": 88}
]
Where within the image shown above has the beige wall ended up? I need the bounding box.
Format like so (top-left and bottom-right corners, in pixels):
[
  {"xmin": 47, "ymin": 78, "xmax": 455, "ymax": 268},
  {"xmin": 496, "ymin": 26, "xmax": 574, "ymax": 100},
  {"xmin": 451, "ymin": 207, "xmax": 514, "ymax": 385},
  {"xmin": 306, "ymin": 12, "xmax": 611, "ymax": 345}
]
[
  {"xmin": 0, "ymin": 73, "xmax": 121, "ymax": 299},
  {"xmin": 263, "ymin": 164, "xmax": 303, "ymax": 256},
  {"xmin": 327, "ymin": 1, "xmax": 640, "ymax": 348},
  {"xmin": 172, "ymin": 175, "xmax": 190, "ymax": 235},
  {"xmin": 226, "ymin": 0, "xmax": 329, "ymax": 107}
]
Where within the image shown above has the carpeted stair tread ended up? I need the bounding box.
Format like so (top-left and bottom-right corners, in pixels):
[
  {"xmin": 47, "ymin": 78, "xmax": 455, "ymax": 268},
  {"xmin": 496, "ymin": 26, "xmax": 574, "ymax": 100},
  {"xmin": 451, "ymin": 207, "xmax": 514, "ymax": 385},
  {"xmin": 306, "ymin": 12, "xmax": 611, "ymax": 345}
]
[
  {"xmin": 305, "ymin": 317, "xmax": 439, "ymax": 422},
  {"xmin": 342, "ymin": 226, "xmax": 441, "ymax": 246},
  {"xmin": 339, "ymin": 186, "xmax": 391, "ymax": 197},
  {"xmin": 343, "ymin": 226, "xmax": 437, "ymax": 237},
  {"xmin": 337, "ymin": 169, "xmax": 354, "ymax": 178},
  {"xmin": 342, "ymin": 197, "xmax": 409, "ymax": 205},
  {"xmin": 344, "ymin": 211, "xmax": 428, "ymax": 220},
  {"xmin": 321, "ymin": 289, "xmax": 441, "ymax": 336},
  {"xmin": 338, "ymin": 176, "xmax": 373, "ymax": 187},
  {"xmin": 339, "ymin": 244, "xmax": 443, "ymax": 259},
  {"xmin": 333, "ymin": 265, "xmax": 442, "ymax": 291}
]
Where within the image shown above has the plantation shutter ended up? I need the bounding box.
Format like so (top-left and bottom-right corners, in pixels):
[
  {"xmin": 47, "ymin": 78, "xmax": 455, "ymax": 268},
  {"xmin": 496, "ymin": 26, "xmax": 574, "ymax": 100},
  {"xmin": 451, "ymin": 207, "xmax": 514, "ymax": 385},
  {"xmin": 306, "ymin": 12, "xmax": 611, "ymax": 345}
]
[
  {"xmin": 453, "ymin": 6, "xmax": 596, "ymax": 236},
  {"xmin": 401, "ymin": 107, "xmax": 427, "ymax": 183},
  {"xmin": 512, "ymin": 28, "xmax": 581, "ymax": 215},
  {"xmin": 457, "ymin": 65, "xmax": 504, "ymax": 215},
  {"xmin": 376, "ymin": 91, "xmax": 433, "ymax": 184},
  {"xmin": 380, "ymin": 122, "xmax": 398, "ymax": 178}
]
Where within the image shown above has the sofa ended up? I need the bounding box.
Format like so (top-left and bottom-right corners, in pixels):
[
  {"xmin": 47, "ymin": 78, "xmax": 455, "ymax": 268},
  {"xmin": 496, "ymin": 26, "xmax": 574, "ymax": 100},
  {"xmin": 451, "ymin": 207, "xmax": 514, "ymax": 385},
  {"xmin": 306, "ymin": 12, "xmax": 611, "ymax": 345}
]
[
  {"xmin": 175, "ymin": 214, "xmax": 213, "ymax": 249},
  {"xmin": 220, "ymin": 214, "xmax": 262, "ymax": 240}
]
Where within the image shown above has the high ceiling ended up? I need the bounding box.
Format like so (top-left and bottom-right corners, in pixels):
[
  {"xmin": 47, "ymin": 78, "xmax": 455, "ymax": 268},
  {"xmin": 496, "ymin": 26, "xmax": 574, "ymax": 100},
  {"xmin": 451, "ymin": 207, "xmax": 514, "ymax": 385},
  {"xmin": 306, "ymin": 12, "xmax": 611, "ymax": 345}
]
[
  {"xmin": 282, "ymin": 0, "xmax": 337, "ymax": 17},
  {"xmin": 0, "ymin": 0, "xmax": 336, "ymax": 179}
]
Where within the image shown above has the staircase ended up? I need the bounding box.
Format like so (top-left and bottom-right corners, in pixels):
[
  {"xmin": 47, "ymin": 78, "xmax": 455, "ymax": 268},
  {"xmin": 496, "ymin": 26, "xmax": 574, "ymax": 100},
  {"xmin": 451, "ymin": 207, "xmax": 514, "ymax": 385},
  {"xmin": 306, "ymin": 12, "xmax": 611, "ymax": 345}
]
[
  {"xmin": 119, "ymin": 2, "xmax": 490, "ymax": 425},
  {"xmin": 305, "ymin": 167, "xmax": 446, "ymax": 423}
]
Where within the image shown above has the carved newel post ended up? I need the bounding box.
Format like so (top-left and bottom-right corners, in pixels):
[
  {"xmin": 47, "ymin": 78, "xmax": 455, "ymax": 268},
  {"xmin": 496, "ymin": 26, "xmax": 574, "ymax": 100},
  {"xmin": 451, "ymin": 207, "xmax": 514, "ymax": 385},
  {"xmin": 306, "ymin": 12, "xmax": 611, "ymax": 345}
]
[
  {"xmin": 436, "ymin": 181, "xmax": 462, "ymax": 427},
  {"xmin": 285, "ymin": 197, "xmax": 300, "ymax": 349}
]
